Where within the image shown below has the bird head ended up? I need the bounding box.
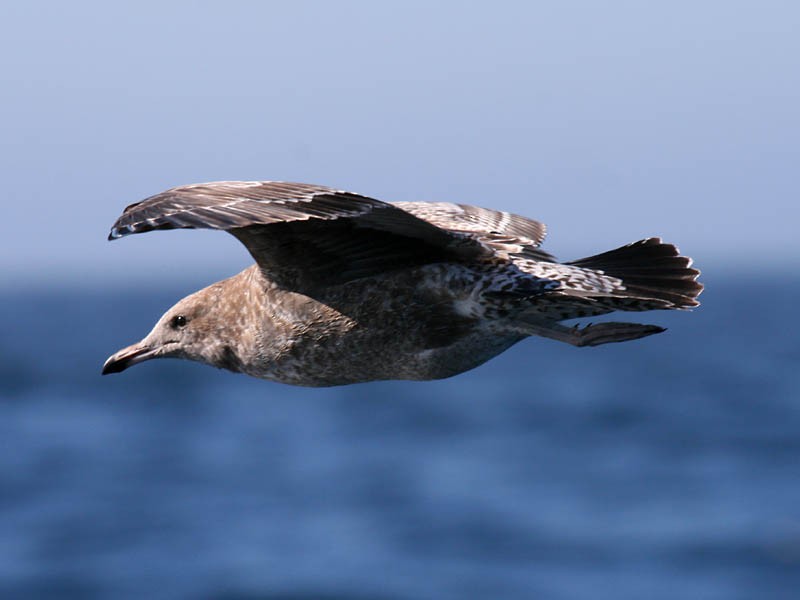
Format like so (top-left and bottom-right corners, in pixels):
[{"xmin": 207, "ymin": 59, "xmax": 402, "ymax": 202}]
[{"xmin": 102, "ymin": 286, "xmax": 236, "ymax": 375}]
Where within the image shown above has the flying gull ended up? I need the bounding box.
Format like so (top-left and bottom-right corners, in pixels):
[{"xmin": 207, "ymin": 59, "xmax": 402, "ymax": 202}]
[{"xmin": 102, "ymin": 181, "xmax": 703, "ymax": 386}]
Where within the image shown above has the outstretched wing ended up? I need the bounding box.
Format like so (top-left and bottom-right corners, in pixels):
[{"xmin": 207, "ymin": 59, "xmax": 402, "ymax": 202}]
[
  {"xmin": 394, "ymin": 201, "xmax": 554, "ymax": 262},
  {"xmin": 109, "ymin": 181, "xmax": 495, "ymax": 289},
  {"xmin": 111, "ymin": 181, "xmax": 425, "ymax": 239}
]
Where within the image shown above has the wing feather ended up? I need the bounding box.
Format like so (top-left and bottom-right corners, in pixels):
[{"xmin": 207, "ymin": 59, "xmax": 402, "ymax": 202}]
[
  {"xmin": 110, "ymin": 181, "xmax": 380, "ymax": 238},
  {"xmin": 108, "ymin": 181, "xmax": 494, "ymax": 289},
  {"xmin": 394, "ymin": 201, "xmax": 553, "ymax": 261},
  {"xmin": 108, "ymin": 181, "xmax": 560, "ymax": 290}
]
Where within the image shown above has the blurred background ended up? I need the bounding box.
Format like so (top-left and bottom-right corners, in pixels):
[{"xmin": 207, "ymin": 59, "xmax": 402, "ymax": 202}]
[{"xmin": 1, "ymin": 1, "xmax": 798, "ymax": 599}]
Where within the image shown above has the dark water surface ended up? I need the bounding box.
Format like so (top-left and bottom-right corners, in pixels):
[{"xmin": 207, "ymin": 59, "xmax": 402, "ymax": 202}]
[{"xmin": 0, "ymin": 274, "xmax": 798, "ymax": 599}]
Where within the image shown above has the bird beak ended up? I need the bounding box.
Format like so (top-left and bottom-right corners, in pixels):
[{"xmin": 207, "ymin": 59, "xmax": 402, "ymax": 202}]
[{"xmin": 102, "ymin": 341, "xmax": 158, "ymax": 375}]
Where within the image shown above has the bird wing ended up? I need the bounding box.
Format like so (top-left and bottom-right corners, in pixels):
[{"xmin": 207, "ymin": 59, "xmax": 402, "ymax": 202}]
[
  {"xmin": 394, "ymin": 202, "xmax": 554, "ymax": 262},
  {"xmin": 109, "ymin": 181, "xmax": 497, "ymax": 289}
]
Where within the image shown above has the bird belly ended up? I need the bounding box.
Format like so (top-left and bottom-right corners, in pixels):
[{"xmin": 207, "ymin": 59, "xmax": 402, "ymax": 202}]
[
  {"xmin": 408, "ymin": 332, "xmax": 526, "ymax": 380},
  {"xmin": 245, "ymin": 264, "xmax": 527, "ymax": 386},
  {"xmin": 249, "ymin": 324, "xmax": 524, "ymax": 386}
]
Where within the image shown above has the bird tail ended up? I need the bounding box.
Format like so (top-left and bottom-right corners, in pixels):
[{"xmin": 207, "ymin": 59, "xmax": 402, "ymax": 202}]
[{"xmin": 567, "ymin": 238, "xmax": 703, "ymax": 308}]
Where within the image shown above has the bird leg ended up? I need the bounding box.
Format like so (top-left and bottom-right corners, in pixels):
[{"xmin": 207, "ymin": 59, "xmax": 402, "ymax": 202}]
[{"xmin": 515, "ymin": 320, "xmax": 666, "ymax": 347}]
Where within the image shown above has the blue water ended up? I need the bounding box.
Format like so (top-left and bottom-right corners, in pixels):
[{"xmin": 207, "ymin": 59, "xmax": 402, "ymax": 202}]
[{"xmin": 1, "ymin": 273, "xmax": 798, "ymax": 599}]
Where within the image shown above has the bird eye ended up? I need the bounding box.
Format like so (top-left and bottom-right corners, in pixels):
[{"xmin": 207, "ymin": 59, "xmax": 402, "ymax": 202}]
[{"xmin": 170, "ymin": 315, "xmax": 187, "ymax": 329}]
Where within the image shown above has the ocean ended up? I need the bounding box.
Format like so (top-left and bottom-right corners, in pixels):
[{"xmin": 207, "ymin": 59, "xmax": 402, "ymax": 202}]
[{"xmin": 1, "ymin": 272, "xmax": 798, "ymax": 599}]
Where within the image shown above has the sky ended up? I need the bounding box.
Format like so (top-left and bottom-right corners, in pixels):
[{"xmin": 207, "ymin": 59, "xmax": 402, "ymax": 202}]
[{"xmin": 1, "ymin": 1, "xmax": 798, "ymax": 288}]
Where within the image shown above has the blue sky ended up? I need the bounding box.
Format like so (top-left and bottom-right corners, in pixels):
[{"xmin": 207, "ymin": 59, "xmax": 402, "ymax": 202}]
[{"xmin": 2, "ymin": 1, "xmax": 798, "ymax": 287}]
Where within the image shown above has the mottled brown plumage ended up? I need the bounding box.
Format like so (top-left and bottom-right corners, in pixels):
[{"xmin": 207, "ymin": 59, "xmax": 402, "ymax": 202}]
[{"xmin": 102, "ymin": 181, "xmax": 703, "ymax": 386}]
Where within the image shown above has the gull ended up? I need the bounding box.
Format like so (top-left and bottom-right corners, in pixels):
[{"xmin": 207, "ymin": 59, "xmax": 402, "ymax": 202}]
[{"xmin": 102, "ymin": 181, "xmax": 702, "ymax": 386}]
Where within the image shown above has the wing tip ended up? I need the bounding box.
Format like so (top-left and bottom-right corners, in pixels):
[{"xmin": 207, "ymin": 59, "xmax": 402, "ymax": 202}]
[{"xmin": 108, "ymin": 225, "xmax": 132, "ymax": 240}]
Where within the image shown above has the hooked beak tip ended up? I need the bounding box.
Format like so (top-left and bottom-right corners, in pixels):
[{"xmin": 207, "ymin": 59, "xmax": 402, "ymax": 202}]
[
  {"xmin": 102, "ymin": 343, "xmax": 154, "ymax": 376},
  {"xmin": 101, "ymin": 356, "xmax": 126, "ymax": 375}
]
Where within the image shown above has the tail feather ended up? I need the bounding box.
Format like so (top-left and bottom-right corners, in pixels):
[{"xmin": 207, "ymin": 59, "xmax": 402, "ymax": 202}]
[{"xmin": 567, "ymin": 238, "xmax": 703, "ymax": 308}]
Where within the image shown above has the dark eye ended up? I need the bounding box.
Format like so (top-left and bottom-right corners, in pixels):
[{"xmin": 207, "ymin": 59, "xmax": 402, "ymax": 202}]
[{"xmin": 170, "ymin": 315, "xmax": 187, "ymax": 329}]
